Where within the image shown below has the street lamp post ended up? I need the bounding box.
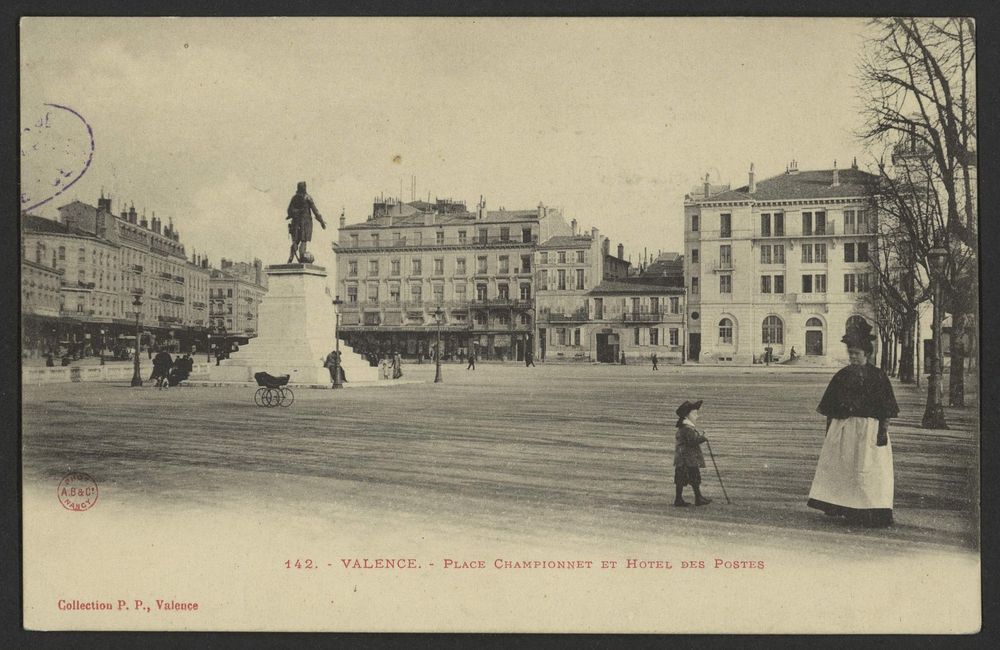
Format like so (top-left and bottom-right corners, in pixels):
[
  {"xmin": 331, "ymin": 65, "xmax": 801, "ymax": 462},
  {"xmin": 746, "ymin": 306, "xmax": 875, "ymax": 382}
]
[
  {"xmin": 434, "ymin": 306, "xmax": 443, "ymax": 384},
  {"xmin": 207, "ymin": 330, "xmax": 212, "ymax": 363},
  {"xmin": 99, "ymin": 328, "xmax": 105, "ymax": 365},
  {"xmin": 922, "ymin": 244, "xmax": 949, "ymax": 429},
  {"xmin": 332, "ymin": 295, "xmax": 343, "ymax": 389},
  {"xmin": 130, "ymin": 294, "xmax": 143, "ymax": 387}
]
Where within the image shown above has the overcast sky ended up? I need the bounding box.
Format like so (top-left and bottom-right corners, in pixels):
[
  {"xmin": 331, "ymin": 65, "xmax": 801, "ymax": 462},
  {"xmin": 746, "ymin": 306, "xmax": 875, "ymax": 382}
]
[{"xmin": 21, "ymin": 17, "xmax": 875, "ymax": 269}]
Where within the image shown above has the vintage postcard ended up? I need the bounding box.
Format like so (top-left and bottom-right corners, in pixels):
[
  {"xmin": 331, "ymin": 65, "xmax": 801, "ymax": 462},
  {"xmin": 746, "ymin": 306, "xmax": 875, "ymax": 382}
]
[{"xmin": 20, "ymin": 17, "xmax": 980, "ymax": 633}]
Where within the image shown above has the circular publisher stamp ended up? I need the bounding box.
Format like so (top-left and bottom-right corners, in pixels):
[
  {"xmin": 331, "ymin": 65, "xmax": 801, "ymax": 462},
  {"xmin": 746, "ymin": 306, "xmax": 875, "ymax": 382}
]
[{"xmin": 57, "ymin": 472, "xmax": 99, "ymax": 512}]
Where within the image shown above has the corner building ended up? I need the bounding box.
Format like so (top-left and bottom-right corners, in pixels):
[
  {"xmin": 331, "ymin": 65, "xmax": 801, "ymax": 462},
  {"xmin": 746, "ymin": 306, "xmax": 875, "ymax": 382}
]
[
  {"xmin": 684, "ymin": 162, "xmax": 877, "ymax": 366},
  {"xmin": 334, "ymin": 197, "xmax": 571, "ymax": 360}
]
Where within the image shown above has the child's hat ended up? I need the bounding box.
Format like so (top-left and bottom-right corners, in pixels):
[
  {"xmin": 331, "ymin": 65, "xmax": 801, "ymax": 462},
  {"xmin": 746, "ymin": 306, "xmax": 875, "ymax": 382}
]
[{"xmin": 676, "ymin": 399, "xmax": 703, "ymax": 419}]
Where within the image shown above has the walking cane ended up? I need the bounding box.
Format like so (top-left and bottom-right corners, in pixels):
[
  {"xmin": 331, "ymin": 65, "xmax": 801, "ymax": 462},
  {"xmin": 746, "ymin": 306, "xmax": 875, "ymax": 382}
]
[{"xmin": 705, "ymin": 439, "xmax": 732, "ymax": 504}]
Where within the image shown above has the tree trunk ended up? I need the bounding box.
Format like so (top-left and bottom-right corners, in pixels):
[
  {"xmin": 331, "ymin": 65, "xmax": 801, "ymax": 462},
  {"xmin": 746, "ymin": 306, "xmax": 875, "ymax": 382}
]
[
  {"xmin": 880, "ymin": 333, "xmax": 891, "ymax": 372},
  {"xmin": 891, "ymin": 334, "xmax": 899, "ymax": 376},
  {"xmin": 949, "ymin": 309, "xmax": 966, "ymax": 406},
  {"xmin": 898, "ymin": 311, "xmax": 916, "ymax": 383}
]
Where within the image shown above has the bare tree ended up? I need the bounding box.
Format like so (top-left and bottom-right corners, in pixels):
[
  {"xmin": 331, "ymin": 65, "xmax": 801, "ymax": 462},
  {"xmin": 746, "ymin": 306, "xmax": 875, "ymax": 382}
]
[{"xmin": 858, "ymin": 17, "xmax": 978, "ymax": 405}]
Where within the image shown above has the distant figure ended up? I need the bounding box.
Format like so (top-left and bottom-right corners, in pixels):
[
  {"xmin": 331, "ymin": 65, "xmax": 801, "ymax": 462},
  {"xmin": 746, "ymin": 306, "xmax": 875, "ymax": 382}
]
[
  {"xmin": 525, "ymin": 349, "xmax": 535, "ymax": 367},
  {"xmin": 392, "ymin": 352, "xmax": 403, "ymax": 379},
  {"xmin": 324, "ymin": 349, "xmax": 346, "ymax": 385},
  {"xmin": 167, "ymin": 354, "xmax": 191, "ymax": 386},
  {"xmin": 45, "ymin": 352, "xmax": 55, "ymax": 367},
  {"xmin": 286, "ymin": 181, "xmax": 326, "ymax": 264},
  {"xmin": 380, "ymin": 356, "xmax": 390, "ymax": 380},
  {"xmin": 620, "ymin": 351, "xmax": 626, "ymax": 365},
  {"xmin": 790, "ymin": 346, "xmax": 798, "ymax": 360},
  {"xmin": 651, "ymin": 352, "xmax": 658, "ymax": 370},
  {"xmin": 151, "ymin": 348, "xmax": 173, "ymax": 388},
  {"xmin": 467, "ymin": 350, "xmax": 476, "ymax": 370}
]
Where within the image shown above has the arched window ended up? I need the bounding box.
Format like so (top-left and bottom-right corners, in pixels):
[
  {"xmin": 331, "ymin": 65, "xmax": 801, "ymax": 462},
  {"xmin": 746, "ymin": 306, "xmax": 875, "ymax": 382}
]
[
  {"xmin": 806, "ymin": 317, "xmax": 823, "ymax": 327},
  {"xmin": 719, "ymin": 318, "xmax": 734, "ymax": 344},
  {"xmin": 762, "ymin": 316, "xmax": 784, "ymax": 344}
]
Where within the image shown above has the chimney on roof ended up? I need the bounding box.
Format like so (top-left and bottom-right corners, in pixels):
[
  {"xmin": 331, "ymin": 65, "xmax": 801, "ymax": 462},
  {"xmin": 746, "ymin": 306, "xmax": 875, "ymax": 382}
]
[
  {"xmin": 603, "ymin": 237, "xmax": 610, "ymax": 257},
  {"xmin": 339, "ymin": 208, "xmax": 346, "ymax": 229},
  {"xmin": 788, "ymin": 159, "xmax": 799, "ymax": 175},
  {"xmin": 477, "ymin": 196, "xmax": 486, "ymax": 220},
  {"xmin": 851, "ymin": 156, "xmax": 858, "ymax": 170},
  {"xmin": 832, "ymin": 160, "xmax": 840, "ymax": 187},
  {"xmin": 703, "ymin": 173, "xmax": 711, "ymax": 199},
  {"xmin": 591, "ymin": 227, "xmax": 599, "ymax": 242},
  {"xmin": 537, "ymin": 202, "xmax": 546, "ymax": 220},
  {"xmin": 570, "ymin": 218, "xmax": 577, "ymax": 235},
  {"xmin": 617, "ymin": 243, "xmax": 624, "ymax": 260},
  {"xmin": 748, "ymin": 162, "xmax": 756, "ymax": 194}
]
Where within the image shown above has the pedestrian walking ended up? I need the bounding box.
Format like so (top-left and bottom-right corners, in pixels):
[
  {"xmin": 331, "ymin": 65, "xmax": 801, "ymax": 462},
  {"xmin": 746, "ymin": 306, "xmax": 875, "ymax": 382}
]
[
  {"xmin": 467, "ymin": 350, "xmax": 476, "ymax": 370},
  {"xmin": 525, "ymin": 349, "xmax": 535, "ymax": 367},
  {"xmin": 392, "ymin": 351, "xmax": 403, "ymax": 379},
  {"xmin": 807, "ymin": 319, "xmax": 899, "ymax": 528},
  {"xmin": 651, "ymin": 352, "xmax": 658, "ymax": 370},
  {"xmin": 620, "ymin": 350, "xmax": 627, "ymax": 365},
  {"xmin": 673, "ymin": 399, "xmax": 712, "ymax": 507}
]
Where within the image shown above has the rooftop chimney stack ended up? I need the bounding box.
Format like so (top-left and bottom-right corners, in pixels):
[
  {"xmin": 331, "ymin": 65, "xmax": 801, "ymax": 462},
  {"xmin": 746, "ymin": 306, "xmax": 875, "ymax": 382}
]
[
  {"xmin": 748, "ymin": 162, "xmax": 756, "ymax": 194},
  {"xmin": 617, "ymin": 243, "xmax": 624, "ymax": 260},
  {"xmin": 571, "ymin": 218, "xmax": 578, "ymax": 235},
  {"xmin": 703, "ymin": 173, "xmax": 711, "ymax": 199},
  {"xmin": 537, "ymin": 202, "xmax": 546, "ymax": 220},
  {"xmin": 477, "ymin": 196, "xmax": 486, "ymax": 220},
  {"xmin": 788, "ymin": 159, "xmax": 799, "ymax": 175},
  {"xmin": 832, "ymin": 160, "xmax": 840, "ymax": 187},
  {"xmin": 851, "ymin": 156, "xmax": 858, "ymax": 170},
  {"xmin": 339, "ymin": 208, "xmax": 346, "ymax": 228}
]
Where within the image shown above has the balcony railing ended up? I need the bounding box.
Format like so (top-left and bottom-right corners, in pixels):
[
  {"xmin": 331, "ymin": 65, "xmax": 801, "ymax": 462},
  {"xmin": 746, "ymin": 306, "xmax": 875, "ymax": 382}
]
[
  {"xmin": 793, "ymin": 292, "xmax": 828, "ymax": 303},
  {"xmin": 712, "ymin": 261, "xmax": 734, "ymax": 272},
  {"xmin": 623, "ymin": 311, "xmax": 665, "ymax": 323},
  {"xmin": 131, "ymin": 264, "xmax": 144, "ymax": 273},
  {"xmin": 544, "ymin": 310, "xmax": 590, "ymax": 323}
]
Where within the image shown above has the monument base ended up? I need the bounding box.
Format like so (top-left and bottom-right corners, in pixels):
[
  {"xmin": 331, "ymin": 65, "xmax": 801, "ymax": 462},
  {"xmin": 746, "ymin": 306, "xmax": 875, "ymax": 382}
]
[{"xmin": 209, "ymin": 264, "xmax": 378, "ymax": 385}]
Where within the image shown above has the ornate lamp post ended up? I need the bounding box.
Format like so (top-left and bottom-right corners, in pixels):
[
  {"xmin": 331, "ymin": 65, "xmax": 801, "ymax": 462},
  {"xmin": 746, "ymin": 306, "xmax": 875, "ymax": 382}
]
[
  {"xmin": 207, "ymin": 328, "xmax": 213, "ymax": 363},
  {"xmin": 130, "ymin": 294, "xmax": 143, "ymax": 387},
  {"xmin": 434, "ymin": 306, "xmax": 443, "ymax": 384},
  {"xmin": 332, "ymin": 295, "xmax": 343, "ymax": 389},
  {"xmin": 99, "ymin": 328, "xmax": 105, "ymax": 365},
  {"xmin": 922, "ymin": 244, "xmax": 949, "ymax": 429}
]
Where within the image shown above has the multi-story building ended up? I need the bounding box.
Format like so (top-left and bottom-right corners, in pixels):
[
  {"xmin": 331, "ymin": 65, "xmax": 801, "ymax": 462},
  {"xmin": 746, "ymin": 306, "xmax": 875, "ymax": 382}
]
[
  {"xmin": 333, "ymin": 196, "xmax": 571, "ymax": 360},
  {"xmin": 684, "ymin": 161, "xmax": 877, "ymax": 365},
  {"xmin": 20, "ymin": 194, "xmax": 213, "ymax": 354},
  {"xmin": 535, "ymin": 228, "xmax": 686, "ymax": 363},
  {"xmin": 208, "ymin": 258, "xmax": 267, "ymax": 339}
]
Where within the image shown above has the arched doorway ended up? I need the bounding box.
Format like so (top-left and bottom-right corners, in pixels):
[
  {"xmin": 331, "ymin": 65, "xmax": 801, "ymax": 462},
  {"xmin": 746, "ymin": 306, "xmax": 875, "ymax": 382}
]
[{"xmin": 805, "ymin": 317, "xmax": 824, "ymax": 355}]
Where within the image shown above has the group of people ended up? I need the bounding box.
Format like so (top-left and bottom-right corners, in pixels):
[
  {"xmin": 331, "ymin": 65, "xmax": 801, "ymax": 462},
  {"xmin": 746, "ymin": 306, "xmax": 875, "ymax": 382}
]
[
  {"xmin": 150, "ymin": 350, "xmax": 194, "ymax": 388},
  {"xmin": 672, "ymin": 319, "xmax": 899, "ymax": 528}
]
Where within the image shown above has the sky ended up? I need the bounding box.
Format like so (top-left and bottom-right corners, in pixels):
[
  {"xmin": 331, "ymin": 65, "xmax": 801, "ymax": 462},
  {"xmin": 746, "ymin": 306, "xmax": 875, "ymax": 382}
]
[{"xmin": 21, "ymin": 17, "xmax": 875, "ymax": 270}]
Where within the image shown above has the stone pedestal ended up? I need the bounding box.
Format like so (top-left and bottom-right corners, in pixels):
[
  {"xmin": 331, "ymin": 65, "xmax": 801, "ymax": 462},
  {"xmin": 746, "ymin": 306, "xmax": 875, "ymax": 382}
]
[{"xmin": 210, "ymin": 264, "xmax": 378, "ymax": 385}]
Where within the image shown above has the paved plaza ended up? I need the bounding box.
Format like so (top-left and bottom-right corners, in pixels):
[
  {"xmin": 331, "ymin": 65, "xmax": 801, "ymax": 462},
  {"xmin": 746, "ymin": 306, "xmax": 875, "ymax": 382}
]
[{"xmin": 22, "ymin": 363, "xmax": 978, "ymax": 556}]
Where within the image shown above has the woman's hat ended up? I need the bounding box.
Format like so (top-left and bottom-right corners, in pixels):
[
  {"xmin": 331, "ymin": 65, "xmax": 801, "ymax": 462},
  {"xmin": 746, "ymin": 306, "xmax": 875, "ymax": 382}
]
[
  {"xmin": 842, "ymin": 318, "xmax": 876, "ymax": 353},
  {"xmin": 676, "ymin": 399, "xmax": 703, "ymax": 419}
]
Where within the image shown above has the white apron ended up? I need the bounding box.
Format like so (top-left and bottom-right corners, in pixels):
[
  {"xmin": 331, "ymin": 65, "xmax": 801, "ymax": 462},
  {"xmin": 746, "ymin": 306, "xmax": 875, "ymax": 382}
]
[{"xmin": 808, "ymin": 416, "xmax": 894, "ymax": 510}]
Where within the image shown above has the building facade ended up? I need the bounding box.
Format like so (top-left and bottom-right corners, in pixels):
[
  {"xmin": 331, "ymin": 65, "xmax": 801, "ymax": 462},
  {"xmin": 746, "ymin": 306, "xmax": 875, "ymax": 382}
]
[
  {"xmin": 334, "ymin": 197, "xmax": 571, "ymax": 360},
  {"xmin": 21, "ymin": 195, "xmax": 217, "ymax": 355},
  {"xmin": 208, "ymin": 258, "xmax": 267, "ymax": 339},
  {"xmin": 684, "ymin": 161, "xmax": 877, "ymax": 365}
]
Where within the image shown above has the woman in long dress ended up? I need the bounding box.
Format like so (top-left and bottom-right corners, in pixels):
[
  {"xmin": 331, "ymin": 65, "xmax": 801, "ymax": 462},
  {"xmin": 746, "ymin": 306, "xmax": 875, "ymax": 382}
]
[{"xmin": 807, "ymin": 320, "xmax": 899, "ymax": 527}]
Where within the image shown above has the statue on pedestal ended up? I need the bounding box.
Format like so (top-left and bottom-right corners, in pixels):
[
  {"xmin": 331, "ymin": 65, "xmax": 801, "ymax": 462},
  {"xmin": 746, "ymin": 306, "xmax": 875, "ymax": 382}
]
[{"xmin": 286, "ymin": 181, "xmax": 326, "ymax": 263}]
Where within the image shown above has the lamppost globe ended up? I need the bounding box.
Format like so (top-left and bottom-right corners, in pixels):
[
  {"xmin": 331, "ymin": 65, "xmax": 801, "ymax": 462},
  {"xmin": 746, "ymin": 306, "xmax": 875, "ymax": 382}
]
[{"xmin": 927, "ymin": 245, "xmax": 948, "ymax": 280}]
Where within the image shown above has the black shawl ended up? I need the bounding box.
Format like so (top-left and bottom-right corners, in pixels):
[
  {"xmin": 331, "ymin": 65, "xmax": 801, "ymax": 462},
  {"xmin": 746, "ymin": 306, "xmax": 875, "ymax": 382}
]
[{"xmin": 817, "ymin": 363, "xmax": 900, "ymax": 420}]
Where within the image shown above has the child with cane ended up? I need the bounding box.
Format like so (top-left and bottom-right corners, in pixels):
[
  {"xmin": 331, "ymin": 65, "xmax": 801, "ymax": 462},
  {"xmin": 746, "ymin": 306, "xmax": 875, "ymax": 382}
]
[{"xmin": 673, "ymin": 400, "xmax": 712, "ymax": 507}]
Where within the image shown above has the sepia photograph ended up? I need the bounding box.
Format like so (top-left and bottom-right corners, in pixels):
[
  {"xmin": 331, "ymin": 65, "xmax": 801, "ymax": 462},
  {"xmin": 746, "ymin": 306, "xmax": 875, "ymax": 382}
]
[{"xmin": 19, "ymin": 16, "xmax": 980, "ymax": 633}]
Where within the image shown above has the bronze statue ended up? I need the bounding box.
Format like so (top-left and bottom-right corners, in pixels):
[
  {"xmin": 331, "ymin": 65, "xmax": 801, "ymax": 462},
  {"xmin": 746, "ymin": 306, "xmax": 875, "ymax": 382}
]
[{"xmin": 286, "ymin": 181, "xmax": 326, "ymax": 263}]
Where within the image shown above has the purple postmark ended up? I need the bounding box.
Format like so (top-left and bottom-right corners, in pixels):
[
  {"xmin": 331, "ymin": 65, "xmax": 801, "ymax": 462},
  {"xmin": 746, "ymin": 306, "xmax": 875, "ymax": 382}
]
[{"xmin": 20, "ymin": 103, "xmax": 95, "ymax": 213}]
